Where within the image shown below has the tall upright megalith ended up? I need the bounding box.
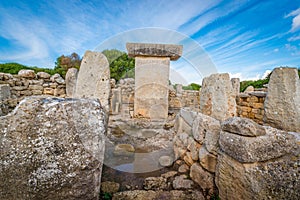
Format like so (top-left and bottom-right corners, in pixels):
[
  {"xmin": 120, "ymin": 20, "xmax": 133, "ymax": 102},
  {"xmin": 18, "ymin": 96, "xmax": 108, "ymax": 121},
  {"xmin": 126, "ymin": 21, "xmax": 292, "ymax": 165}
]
[
  {"xmin": 200, "ymin": 73, "xmax": 236, "ymax": 121},
  {"xmin": 126, "ymin": 43, "xmax": 183, "ymax": 119},
  {"xmin": 264, "ymin": 67, "xmax": 300, "ymax": 132},
  {"xmin": 65, "ymin": 68, "xmax": 78, "ymax": 97},
  {"xmin": 74, "ymin": 51, "xmax": 110, "ymax": 111}
]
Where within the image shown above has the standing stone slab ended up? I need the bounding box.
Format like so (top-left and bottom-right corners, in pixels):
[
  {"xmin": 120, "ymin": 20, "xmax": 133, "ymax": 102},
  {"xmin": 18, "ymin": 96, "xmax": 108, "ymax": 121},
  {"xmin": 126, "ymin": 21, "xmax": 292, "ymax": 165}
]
[
  {"xmin": 264, "ymin": 67, "xmax": 300, "ymax": 132},
  {"xmin": 75, "ymin": 50, "xmax": 110, "ymax": 111},
  {"xmin": 111, "ymin": 88, "xmax": 122, "ymax": 114},
  {"xmin": 134, "ymin": 57, "xmax": 170, "ymax": 119},
  {"xmin": 0, "ymin": 97, "xmax": 106, "ymax": 200},
  {"xmin": 65, "ymin": 68, "xmax": 78, "ymax": 97},
  {"xmin": 200, "ymin": 73, "xmax": 236, "ymax": 121},
  {"xmin": 231, "ymin": 78, "xmax": 240, "ymax": 96},
  {"xmin": 126, "ymin": 43, "xmax": 183, "ymax": 119}
]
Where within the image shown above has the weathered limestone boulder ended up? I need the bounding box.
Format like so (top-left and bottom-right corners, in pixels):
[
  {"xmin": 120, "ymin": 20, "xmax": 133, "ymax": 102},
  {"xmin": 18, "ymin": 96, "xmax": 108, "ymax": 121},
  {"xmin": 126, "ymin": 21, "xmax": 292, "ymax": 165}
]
[
  {"xmin": 0, "ymin": 97, "xmax": 106, "ymax": 200},
  {"xmin": 200, "ymin": 73, "xmax": 236, "ymax": 121},
  {"xmin": 37, "ymin": 72, "xmax": 51, "ymax": 79},
  {"xmin": 158, "ymin": 155, "xmax": 173, "ymax": 167},
  {"xmin": 216, "ymin": 148, "xmax": 300, "ymax": 200},
  {"xmin": 222, "ymin": 117, "xmax": 266, "ymax": 137},
  {"xmin": 219, "ymin": 126, "xmax": 295, "ymax": 163},
  {"xmin": 216, "ymin": 117, "xmax": 300, "ymax": 200},
  {"xmin": 172, "ymin": 175, "xmax": 194, "ymax": 189},
  {"xmin": 199, "ymin": 147, "xmax": 217, "ymax": 173},
  {"xmin": 50, "ymin": 73, "xmax": 65, "ymax": 84},
  {"xmin": 244, "ymin": 85, "xmax": 254, "ymax": 93},
  {"xmin": 264, "ymin": 67, "xmax": 300, "ymax": 132},
  {"xmin": 65, "ymin": 68, "xmax": 78, "ymax": 97},
  {"xmin": 190, "ymin": 163, "xmax": 215, "ymax": 196},
  {"xmin": 192, "ymin": 112, "xmax": 221, "ymax": 155},
  {"xmin": 143, "ymin": 177, "xmax": 168, "ymax": 190},
  {"xmin": 0, "ymin": 84, "xmax": 10, "ymax": 101},
  {"xmin": 75, "ymin": 50, "xmax": 110, "ymax": 112},
  {"xmin": 18, "ymin": 69, "xmax": 36, "ymax": 78}
]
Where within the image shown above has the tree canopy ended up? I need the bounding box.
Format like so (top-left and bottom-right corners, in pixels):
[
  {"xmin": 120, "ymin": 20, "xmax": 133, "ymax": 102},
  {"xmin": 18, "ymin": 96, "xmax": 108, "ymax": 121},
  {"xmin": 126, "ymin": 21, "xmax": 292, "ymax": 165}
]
[
  {"xmin": 102, "ymin": 49, "xmax": 135, "ymax": 81},
  {"xmin": 54, "ymin": 52, "xmax": 81, "ymax": 77}
]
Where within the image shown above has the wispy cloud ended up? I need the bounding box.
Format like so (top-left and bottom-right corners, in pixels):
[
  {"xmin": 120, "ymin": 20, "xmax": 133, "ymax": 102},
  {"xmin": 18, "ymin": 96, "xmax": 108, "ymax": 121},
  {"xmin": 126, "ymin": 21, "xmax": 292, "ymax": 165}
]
[
  {"xmin": 288, "ymin": 34, "xmax": 300, "ymax": 41},
  {"xmin": 0, "ymin": 12, "xmax": 49, "ymax": 61},
  {"xmin": 179, "ymin": 0, "xmax": 250, "ymax": 36},
  {"xmin": 286, "ymin": 7, "xmax": 300, "ymax": 32}
]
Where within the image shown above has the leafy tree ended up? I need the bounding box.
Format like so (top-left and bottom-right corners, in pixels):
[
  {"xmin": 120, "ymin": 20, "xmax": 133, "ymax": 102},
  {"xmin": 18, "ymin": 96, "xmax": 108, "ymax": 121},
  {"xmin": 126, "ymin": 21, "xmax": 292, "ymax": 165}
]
[
  {"xmin": 102, "ymin": 49, "xmax": 135, "ymax": 81},
  {"xmin": 55, "ymin": 52, "xmax": 81, "ymax": 77}
]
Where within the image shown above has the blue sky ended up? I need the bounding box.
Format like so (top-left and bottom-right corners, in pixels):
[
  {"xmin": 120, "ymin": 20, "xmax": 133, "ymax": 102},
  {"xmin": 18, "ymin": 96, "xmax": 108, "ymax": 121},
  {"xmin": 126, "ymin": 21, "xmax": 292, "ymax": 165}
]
[{"xmin": 0, "ymin": 0, "xmax": 300, "ymax": 83}]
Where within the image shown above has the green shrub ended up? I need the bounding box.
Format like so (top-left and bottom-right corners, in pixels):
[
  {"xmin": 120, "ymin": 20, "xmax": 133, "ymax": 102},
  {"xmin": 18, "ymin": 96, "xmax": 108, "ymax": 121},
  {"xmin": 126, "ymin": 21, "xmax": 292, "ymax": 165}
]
[
  {"xmin": 240, "ymin": 79, "xmax": 269, "ymax": 92},
  {"xmin": 182, "ymin": 83, "xmax": 201, "ymax": 91},
  {"xmin": 0, "ymin": 63, "xmax": 65, "ymax": 77}
]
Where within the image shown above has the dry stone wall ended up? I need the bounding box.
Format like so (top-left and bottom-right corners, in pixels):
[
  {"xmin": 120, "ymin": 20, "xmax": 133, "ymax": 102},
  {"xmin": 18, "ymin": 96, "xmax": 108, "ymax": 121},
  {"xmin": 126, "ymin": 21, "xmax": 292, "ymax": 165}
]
[
  {"xmin": 173, "ymin": 108, "xmax": 221, "ymax": 197},
  {"xmin": 173, "ymin": 108, "xmax": 300, "ymax": 200},
  {"xmin": 0, "ymin": 70, "xmax": 66, "ymax": 115},
  {"xmin": 236, "ymin": 92, "xmax": 266, "ymax": 124},
  {"xmin": 109, "ymin": 79, "xmax": 201, "ymax": 117}
]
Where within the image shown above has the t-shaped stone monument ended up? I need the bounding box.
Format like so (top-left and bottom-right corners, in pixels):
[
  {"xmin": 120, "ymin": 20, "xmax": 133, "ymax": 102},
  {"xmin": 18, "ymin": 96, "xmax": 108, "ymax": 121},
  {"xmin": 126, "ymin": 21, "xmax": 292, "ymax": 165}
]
[{"xmin": 126, "ymin": 43, "xmax": 183, "ymax": 119}]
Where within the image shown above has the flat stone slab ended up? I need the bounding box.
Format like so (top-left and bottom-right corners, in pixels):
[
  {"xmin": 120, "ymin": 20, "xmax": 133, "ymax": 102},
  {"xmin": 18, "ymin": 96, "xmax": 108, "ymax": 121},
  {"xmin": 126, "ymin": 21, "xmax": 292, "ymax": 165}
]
[
  {"xmin": 126, "ymin": 43, "xmax": 183, "ymax": 61},
  {"xmin": 219, "ymin": 126, "xmax": 296, "ymax": 163}
]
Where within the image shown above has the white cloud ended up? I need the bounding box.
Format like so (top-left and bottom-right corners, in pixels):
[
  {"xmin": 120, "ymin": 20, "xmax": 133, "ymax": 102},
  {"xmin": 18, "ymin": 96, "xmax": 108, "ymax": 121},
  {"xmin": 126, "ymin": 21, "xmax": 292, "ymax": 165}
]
[
  {"xmin": 273, "ymin": 48, "xmax": 279, "ymax": 52},
  {"xmin": 262, "ymin": 69, "xmax": 272, "ymax": 79},
  {"xmin": 286, "ymin": 8, "xmax": 300, "ymax": 32},
  {"xmin": 228, "ymin": 69, "xmax": 271, "ymax": 81},
  {"xmin": 0, "ymin": 13, "xmax": 49, "ymax": 62},
  {"xmin": 288, "ymin": 34, "xmax": 300, "ymax": 41}
]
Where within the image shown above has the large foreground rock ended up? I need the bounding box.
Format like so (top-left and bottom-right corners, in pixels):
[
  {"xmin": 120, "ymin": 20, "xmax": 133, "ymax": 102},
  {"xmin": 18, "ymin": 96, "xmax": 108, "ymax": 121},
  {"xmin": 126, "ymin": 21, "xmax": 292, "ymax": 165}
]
[
  {"xmin": 216, "ymin": 116, "xmax": 300, "ymax": 200},
  {"xmin": 200, "ymin": 73, "xmax": 236, "ymax": 121},
  {"xmin": 264, "ymin": 67, "xmax": 300, "ymax": 132},
  {"xmin": 75, "ymin": 50, "xmax": 110, "ymax": 112},
  {"xmin": 0, "ymin": 97, "xmax": 106, "ymax": 200},
  {"xmin": 219, "ymin": 125, "xmax": 295, "ymax": 163},
  {"xmin": 216, "ymin": 151, "xmax": 300, "ymax": 200}
]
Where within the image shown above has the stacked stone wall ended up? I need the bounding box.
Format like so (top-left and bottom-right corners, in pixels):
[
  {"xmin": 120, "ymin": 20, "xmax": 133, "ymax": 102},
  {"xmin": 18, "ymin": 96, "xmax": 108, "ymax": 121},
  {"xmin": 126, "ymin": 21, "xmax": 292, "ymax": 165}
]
[
  {"xmin": 0, "ymin": 70, "xmax": 66, "ymax": 115},
  {"xmin": 236, "ymin": 92, "xmax": 266, "ymax": 124}
]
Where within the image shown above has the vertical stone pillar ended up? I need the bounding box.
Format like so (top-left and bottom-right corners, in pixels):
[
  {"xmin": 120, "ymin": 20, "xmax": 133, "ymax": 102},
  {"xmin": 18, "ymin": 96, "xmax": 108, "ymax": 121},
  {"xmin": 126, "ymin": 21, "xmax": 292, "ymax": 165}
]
[
  {"xmin": 231, "ymin": 78, "xmax": 240, "ymax": 96},
  {"xmin": 74, "ymin": 50, "xmax": 110, "ymax": 112},
  {"xmin": 200, "ymin": 73, "xmax": 236, "ymax": 121},
  {"xmin": 65, "ymin": 68, "xmax": 78, "ymax": 97},
  {"xmin": 264, "ymin": 67, "xmax": 300, "ymax": 132},
  {"xmin": 126, "ymin": 43, "xmax": 182, "ymax": 119}
]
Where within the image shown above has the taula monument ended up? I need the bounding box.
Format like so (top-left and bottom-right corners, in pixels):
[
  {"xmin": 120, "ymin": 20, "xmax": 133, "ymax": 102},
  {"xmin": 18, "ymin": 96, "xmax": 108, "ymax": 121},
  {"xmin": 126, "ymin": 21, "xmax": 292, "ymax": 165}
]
[{"xmin": 126, "ymin": 42, "xmax": 183, "ymax": 119}]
